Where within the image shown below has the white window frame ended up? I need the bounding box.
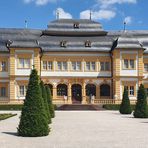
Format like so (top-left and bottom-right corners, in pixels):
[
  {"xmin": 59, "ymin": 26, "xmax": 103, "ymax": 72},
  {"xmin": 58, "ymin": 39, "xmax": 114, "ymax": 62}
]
[
  {"xmin": 19, "ymin": 85, "xmax": 27, "ymax": 97},
  {"xmin": 72, "ymin": 62, "xmax": 81, "ymax": 71},
  {"xmin": 18, "ymin": 58, "xmax": 30, "ymax": 69},
  {"xmin": 100, "ymin": 62, "xmax": 110, "ymax": 71},
  {"xmin": 57, "ymin": 62, "xmax": 67, "ymax": 71}
]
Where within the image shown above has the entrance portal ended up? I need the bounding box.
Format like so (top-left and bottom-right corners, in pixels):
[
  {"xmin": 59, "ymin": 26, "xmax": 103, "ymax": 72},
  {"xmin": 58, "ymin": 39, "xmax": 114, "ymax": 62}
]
[{"xmin": 72, "ymin": 84, "xmax": 82, "ymax": 104}]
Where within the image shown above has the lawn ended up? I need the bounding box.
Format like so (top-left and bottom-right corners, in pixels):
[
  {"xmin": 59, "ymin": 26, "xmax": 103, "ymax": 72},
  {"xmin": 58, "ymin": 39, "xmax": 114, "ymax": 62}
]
[{"xmin": 0, "ymin": 113, "xmax": 17, "ymax": 121}]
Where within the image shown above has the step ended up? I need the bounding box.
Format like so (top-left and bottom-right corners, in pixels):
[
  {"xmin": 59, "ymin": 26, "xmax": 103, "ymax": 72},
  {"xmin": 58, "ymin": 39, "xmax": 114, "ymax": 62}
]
[{"xmin": 57, "ymin": 104, "xmax": 105, "ymax": 111}]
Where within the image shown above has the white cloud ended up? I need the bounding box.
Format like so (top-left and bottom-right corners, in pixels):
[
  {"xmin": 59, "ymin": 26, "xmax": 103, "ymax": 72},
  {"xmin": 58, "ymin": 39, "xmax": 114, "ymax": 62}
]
[
  {"xmin": 124, "ymin": 16, "xmax": 132, "ymax": 24},
  {"xmin": 54, "ymin": 8, "xmax": 72, "ymax": 19},
  {"xmin": 96, "ymin": 0, "xmax": 137, "ymax": 8},
  {"xmin": 24, "ymin": 0, "xmax": 57, "ymax": 5},
  {"xmin": 80, "ymin": 9, "xmax": 116, "ymax": 20}
]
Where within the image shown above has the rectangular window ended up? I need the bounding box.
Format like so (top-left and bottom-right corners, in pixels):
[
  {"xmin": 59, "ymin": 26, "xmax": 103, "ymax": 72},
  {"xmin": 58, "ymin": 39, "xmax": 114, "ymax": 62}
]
[
  {"xmin": 144, "ymin": 64, "xmax": 148, "ymax": 72},
  {"xmin": 48, "ymin": 61, "xmax": 53, "ymax": 70},
  {"xmin": 43, "ymin": 61, "xmax": 47, "ymax": 70},
  {"xmin": 91, "ymin": 62, "xmax": 96, "ymax": 71},
  {"xmin": 124, "ymin": 59, "xmax": 129, "ymax": 69},
  {"xmin": 130, "ymin": 60, "xmax": 134, "ymax": 69},
  {"xmin": 0, "ymin": 87, "xmax": 6, "ymax": 97},
  {"xmin": 100, "ymin": 62, "xmax": 110, "ymax": 71},
  {"xmin": 57, "ymin": 62, "xmax": 67, "ymax": 71},
  {"xmin": 18, "ymin": 59, "xmax": 30, "ymax": 69},
  {"xmin": 19, "ymin": 85, "xmax": 27, "ymax": 97},
  {"xmin": 1, "ymin": 61, "xmax": 7, "ymax": 71},
  {"xmin": 86, "ymin": 62, "xmax": 96, "ymax": 71},
  {"xmin": 72, "ymin": 62, "xmax": 81, "ymax": 71},
  {"xmin": 86, "ymin": 62, "xmax": 91, "ymax": 71},
  {"xmin": 129, "ymin": 86, "xmax": 134, "ymax": 96},
  {"xmin": 123, "ymin": 59, "xmax": 135, "ymax": 69}
]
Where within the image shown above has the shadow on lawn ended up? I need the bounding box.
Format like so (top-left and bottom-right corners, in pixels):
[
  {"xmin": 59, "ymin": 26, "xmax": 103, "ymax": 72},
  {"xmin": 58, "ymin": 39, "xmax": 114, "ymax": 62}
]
[{"xmin": 2, "ymin": 132, "xmax": 18, "ymax": 136}]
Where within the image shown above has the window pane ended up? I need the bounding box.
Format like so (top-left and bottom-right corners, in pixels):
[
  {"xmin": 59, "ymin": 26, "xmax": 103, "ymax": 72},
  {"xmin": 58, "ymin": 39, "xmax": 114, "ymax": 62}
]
[
  {"xmin": 20, "ymin": 86, "xmax": 25, "ymax": 96},
  {"xmin": 1, "ymin": 87, "xmax": 6, "ymax": 97},
  {"xmin": 48, "ymin": 61, "xmax": 52, "ymax": 70},
  {"xmin": 105, "ymin": 62, "xmax": 110, "ymax": 71},
  {"xmin": 76, "ymin": 62, "xmax": 81, "ymax": 70},
  {"xmin": 19, "ymin": 59, "xmax": 24, "ymax": 68},
  {"xmin": 62, "ymin": 62, "xmax": 67, "ymax": 70},
  {"xmin": 130, "ymin": 60, "xmax": 134, "ymax": 69},
  {"xmin": 1, "ymin": 61, "xmax": 6, "ymax": 71},
  {"xmin": 91, "ymin": 62, "xmax": 95, "ymax": 71},
  {"xmin": 129, "ymin": 86, "xmax": 134, "ymax": 96},
  {"xmin": 144, "ymin": 64, "xmax": 148, "ymax": 72},
  {"xmin": 100, "ymin": 62, "xmax": 105, "ymax": 71},
  {"xmin": 57, "ymin": 62, "xmax": 62, "ymax": 70},
  {"xmin": 86, "ymin": 62, "xmax": 90, "ymax": 70},
  {"xmin": 43, "ymin": 61, "xmax": 47, "ymax": 70},
  {"xmin": 25, "ymin": 59, "xmax": 30, "ymax": 68},
  {"xmin": 72, "ymin": 62, "xmax": 76, "ymax": 70},
  {"xmin": 124, "ymin": 59, "xmax": 128, "ymax": 69}
]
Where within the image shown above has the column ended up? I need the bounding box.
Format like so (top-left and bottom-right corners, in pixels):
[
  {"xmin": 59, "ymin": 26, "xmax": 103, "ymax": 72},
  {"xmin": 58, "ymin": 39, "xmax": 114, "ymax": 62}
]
[
  {"xmin": 82, "ymin": 82, "xmax": 86, "ymax": 104},
  {"xmin": 53, "ymin": 84, "xmax": 57, "ymax": 101},
  {"xmin": 68, "ymin": 83, "xmax": 72, "ymax": 104}
]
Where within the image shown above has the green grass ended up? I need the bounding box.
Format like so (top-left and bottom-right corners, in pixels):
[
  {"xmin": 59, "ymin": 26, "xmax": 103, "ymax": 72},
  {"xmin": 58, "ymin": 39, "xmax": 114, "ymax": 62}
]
[{"xmin": 0, "ymin": 113, "xmax": 17, "ymax": 121}]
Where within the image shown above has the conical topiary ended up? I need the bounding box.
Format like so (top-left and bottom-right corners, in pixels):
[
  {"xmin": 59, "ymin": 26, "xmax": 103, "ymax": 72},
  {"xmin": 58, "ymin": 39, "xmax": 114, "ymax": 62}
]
[
  {"xmin": 40, "ymin": 81, "xmax": 51, "ymax": 124},
  {"xmin": 45, "ymin": 85, "xmax": 55, "ymax": 118},
  {"xmin": 134, "ymin": 84, "xmax": 148, "ymax": 118},
  {"xmin": 18, "ymin": 69, "xmax": 49, "ymax": 137},
  {"xmin": 119, "ymin": 88, "xmax": 132, "ymax": 114}
]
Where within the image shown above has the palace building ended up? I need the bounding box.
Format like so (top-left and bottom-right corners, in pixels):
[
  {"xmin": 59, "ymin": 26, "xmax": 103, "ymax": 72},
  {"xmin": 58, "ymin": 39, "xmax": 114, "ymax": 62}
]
[{"xmin": 0, "ymin": 19, "xmax": 148, "ymax": 104}]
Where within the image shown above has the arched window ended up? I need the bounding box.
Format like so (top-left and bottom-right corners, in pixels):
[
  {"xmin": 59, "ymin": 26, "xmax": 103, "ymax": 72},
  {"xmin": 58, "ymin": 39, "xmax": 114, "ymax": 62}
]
[
  {"xmin": 100, "ymin": 84, "xmax": 110, "ymax": 97},
  {"xmin": 86, "ymin": 84, "xmax": 96, "ymax": 96},
  {"xmin": 45, "ymin": 84, "xmax": 53, "ymax": 96},
  {"xmin": 57, "ymin": 84, "xmax": 67, "ymax": 96}
]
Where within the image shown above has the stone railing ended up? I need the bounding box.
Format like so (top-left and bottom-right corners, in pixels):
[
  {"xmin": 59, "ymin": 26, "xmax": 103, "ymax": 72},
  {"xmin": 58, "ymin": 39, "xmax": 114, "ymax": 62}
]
[{"xmin": 94, "ymin": 99, "xmax": 116, "ymax": 104}]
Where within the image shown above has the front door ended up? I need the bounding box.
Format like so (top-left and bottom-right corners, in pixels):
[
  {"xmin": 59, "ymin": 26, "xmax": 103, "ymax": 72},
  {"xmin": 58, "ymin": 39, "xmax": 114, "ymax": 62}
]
[{"xmin": 72, "ymin": 84, "xmax": 82, "ymax": 104}]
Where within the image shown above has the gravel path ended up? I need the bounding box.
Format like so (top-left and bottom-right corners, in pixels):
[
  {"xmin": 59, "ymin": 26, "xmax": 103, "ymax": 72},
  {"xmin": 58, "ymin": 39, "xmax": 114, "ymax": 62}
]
[{"xmin": 0, "ymin": 110, "xmax": 148, "ymax": 148}]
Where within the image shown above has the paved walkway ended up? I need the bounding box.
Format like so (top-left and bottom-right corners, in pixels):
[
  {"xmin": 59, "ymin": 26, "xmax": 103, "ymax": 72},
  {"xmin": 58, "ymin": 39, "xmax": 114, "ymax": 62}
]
[{"xmin": 0, "ymin": 111, "xmax": 148, "ymax": 148}]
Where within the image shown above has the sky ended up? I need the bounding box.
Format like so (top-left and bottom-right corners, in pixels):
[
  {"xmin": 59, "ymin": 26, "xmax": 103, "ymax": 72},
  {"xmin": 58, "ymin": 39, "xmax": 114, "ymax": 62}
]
[{"xmin": 0, "ymin": 0, "xmax": 147, "ymax": 31}]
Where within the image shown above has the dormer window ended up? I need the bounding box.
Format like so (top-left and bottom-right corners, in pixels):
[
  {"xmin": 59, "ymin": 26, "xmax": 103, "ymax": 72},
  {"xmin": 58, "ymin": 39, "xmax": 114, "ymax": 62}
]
[
  {"xmin": 73, "ymin": 23, "xmax": 79, "ymax": 29},
  {"xmin": 60, "ymin": 41, "xmax": 67, "ymax": 47},
  {"xmin": 85, "ymin": 40, "xmax": 91, "ymax": 47}
]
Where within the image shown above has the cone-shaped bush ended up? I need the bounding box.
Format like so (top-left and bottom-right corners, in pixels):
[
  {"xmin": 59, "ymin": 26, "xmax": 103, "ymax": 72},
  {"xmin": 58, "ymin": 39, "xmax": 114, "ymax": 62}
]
[
  {"xmin": 119, "ymin": 88, "xmax": 132, "ymax": 114},
  {"xmin": 18, "ymin": 69, "xmax": 49, "ymax": 137},
  {"xmin": 40, "ymin": 81, "xmax": 51, "ymax": 124},
  {"xmin": 45, "ymin": 85, "xmax": 55, "ymax": 118},
  {"xmin": 134, "ymin": 84, "xmax": 148, "ymax": 118}
]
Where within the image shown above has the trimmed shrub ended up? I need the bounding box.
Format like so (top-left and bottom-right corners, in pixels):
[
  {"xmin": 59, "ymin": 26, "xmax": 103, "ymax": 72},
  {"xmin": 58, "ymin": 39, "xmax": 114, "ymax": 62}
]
[
  {"xmin": 119, "ymin": 88, "xmax": 132, "ymax": 114},
  {"xmin": 134, "ymin": 84, "xmax": 148, "ymax": 118},
  {"xmin": 17, "ymin": 69, "xmax": 49, "ymax": 137},
  {"xmin": 45, "ymin": 85, "xmax": 55, "ymax": 118},
  {"xmin": 40, "ymin": 81, "xmax": 51, "ymax": 124}
]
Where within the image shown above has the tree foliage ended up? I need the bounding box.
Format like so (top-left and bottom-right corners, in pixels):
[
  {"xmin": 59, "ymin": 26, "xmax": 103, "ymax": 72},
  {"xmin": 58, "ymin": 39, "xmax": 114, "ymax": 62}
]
[
  {"xmin": 18, "ymin": 69, "xmax": 49, "ymax": 137},
  {"xmin": 134, "ymin": 84, "xmax": 148, "ymax": 118},
  {"xmin": 45, "ymin": 85, "xmax": 55, "ymax": 118},
  {"xmin": 119, "ymin": 88, "xmax": 132, "ymax": 114},
  {"xmin": 40, "ymin": 81, "xmax": 51, "ymax": 124}
]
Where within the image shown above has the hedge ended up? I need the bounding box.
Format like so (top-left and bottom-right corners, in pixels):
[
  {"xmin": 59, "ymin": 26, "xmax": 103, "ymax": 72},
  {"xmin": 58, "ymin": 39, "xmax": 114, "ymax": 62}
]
[
  {"xmin": 103, "ymin": 104, "xmax": 135, "ymax": 110},
  {"xmin": 0, "ymin": 104, "xmax": 57, "ymax": 111}
]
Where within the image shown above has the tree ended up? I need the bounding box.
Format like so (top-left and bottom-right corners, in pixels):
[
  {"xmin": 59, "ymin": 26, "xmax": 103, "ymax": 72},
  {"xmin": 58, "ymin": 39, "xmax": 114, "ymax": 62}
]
[
  {"xmin": 18, "ymin": 69, "xmax": 49, "ymax": 137},
  {"xmin": 40, "ymin": 81, "xmax": 51, "ymax": 124},
  {"xmin": 134, "ymin": 84, "xmax": 148, "ymax": 118},
  {"xmin": 45, "ymin": 85, "xmax": 55, "ymax": 118},
  {"xmin": 119, "ymin": 88, "xmax": 132, "ymax": 114}
]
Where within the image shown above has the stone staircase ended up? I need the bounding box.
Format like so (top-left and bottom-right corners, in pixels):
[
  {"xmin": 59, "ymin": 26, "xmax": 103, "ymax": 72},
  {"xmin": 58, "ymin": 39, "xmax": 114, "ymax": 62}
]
[{"xmin": 57, "ymin": 104, "xmax": 105, "ymax": 111}]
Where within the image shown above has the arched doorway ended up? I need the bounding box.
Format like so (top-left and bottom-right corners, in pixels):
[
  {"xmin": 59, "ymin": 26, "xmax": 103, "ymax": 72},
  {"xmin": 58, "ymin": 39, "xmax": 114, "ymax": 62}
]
[
  {"xmin": 86, "ymin": 84, "xmax": 96, "ymax": 96},
  {"xmin": 45, "ymin": 84, "xmax": 53, "ymax": 96},
  {"xmin": 72, "ymin": 84, "xmax": 82, "ymax": 103},
  {"xmin": 57, "ymin": 84, "xmax": 67, "ymax": 96},
  {"xmin": 100, "ymin": 84, "xmax": 110, "ymax": 97}
]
